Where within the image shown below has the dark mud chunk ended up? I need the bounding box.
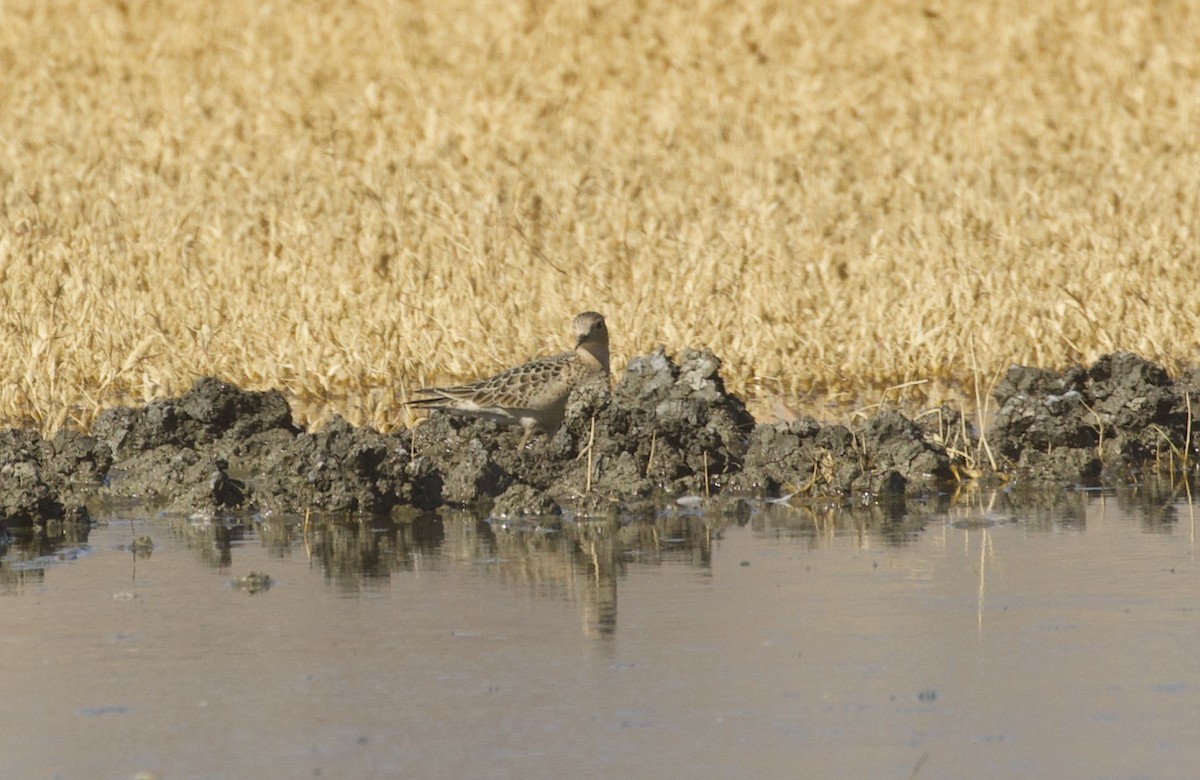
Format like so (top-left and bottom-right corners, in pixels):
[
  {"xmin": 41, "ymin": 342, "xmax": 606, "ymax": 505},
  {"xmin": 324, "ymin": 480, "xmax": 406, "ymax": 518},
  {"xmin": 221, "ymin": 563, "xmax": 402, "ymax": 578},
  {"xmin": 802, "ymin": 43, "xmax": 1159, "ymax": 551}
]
[
  {"xmin": 913, "ymin": 404, "xmax": 961, "ymax": 441},
  {"xmin": 545, "ymin": 377, "xmax": 654, "ymax": 499},
  {"xmin": 490, "ymin": 482, "xmax": 561, "ymax": 519},
  {"xmin": 440, "ymin": 437, "xmax": 511, "ymax": 505},
  {"xmin": 629, "ymin": 348, "xmax": 755, "ymax": 443},
  {"xmin": 94, "ymin": 378, "xmax": 423, "ymax": 515},
  {"xmin": 1087, "ymin": 352, "xmax": 1170, "ymax": 394},
  {"xmin": 105, "ymin": 446, "xmax": 245, "ymax": 512},
  {"xmin": 1087, "ymin": 352, "xmax": 1176, "ymax": 432},
  {"xmin": 45, "ymin": 429, "xmax": 113, "ymax": 481},
  {"xmin": 730, "ymin": 411, "xmax": 949, "ymax": 497},
  {"xmin": 179, "ymin": 377, "xmax": 295, "ymax": 438},
  {"xmin": 1086, "ymin": 353, "xmax": 1181, "ymax": 466},
  {"xmin": 989, "ymin": 360, "xmax": 1099, "ymax": 482},
  {"xmin": 0, "ymin": 446, "xmax": 87, "ymax": 526},
  {"xmin": 550, "ymin": 348, "xmax": 755, "ymax": 498},
  {"xmin": 990, "ymin": 387, "xmax": 1096, "ymax": 456},
  {"xmin": 620, "ymin": 348, "xmax": 679, "ymax": 402},
  {"xmin": 92, "ymin": 376, "xmax": 298, "ymax": 456},
  {"xmin": 90, "ymin": 405, "xmax": 165, "ymax": 454},
  {"xmin": 410, "ymin": 414, "xmax": 513, "ymax": 505},
  {"xmin": 579, "ymin": 447, "xmax": 654, "ymax": 502},
  {"xmin": 990, "ymin": 353, "xmax": 1186, "ymax": 481},
  {"xmin": 726, "ymin": 418, "xmax": 823, "ymax": 496},
  {"xmin": 1008, "ymin": 447, "xmax": 1102, "ymax": 485},
  {"xmin": 860, "ymin": 410, "xmax": 953, "ymax": 493},
  {"xmin": 1175, "ymin": 367, "xmax": 1200, "ymax": 400},
  {"xmin": 0, "ymin": 429, "xmax": 91, "ymax": 527},
  {"xmin": 175, "ymin": 459, "xmax": 247, "ymax": 515},
  {"xmin": 252, "ymin": 416, "xmax": 414, "ymax": 515},
  {"xmin": 992, "ymin": 364, "xmax": 1086, "ymax": 407},
  {"xmin": 38, "ymin": 430, "xmax": 113, "ymax": 503},
  {"xmin": 404, "ymin": 454, "xmax": 445, "ymax": 511},
  {"xmin": 988, "ymin": 392, "xmax": 1102, "ymax": 484}
]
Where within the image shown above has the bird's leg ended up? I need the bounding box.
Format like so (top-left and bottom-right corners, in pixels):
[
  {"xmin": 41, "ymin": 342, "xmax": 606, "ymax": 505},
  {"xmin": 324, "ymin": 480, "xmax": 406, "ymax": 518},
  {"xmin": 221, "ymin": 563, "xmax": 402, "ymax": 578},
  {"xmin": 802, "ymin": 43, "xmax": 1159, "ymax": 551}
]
[{"xmin": 518, "ymin": 425, "xmax": 532, "ymax": 450}]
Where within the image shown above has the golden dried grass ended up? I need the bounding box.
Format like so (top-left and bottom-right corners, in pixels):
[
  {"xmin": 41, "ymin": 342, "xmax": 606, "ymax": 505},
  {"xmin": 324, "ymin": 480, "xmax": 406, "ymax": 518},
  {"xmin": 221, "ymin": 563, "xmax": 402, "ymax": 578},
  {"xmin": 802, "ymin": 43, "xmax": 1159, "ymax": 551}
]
[{"xmin": 0, "ymin": 0, "xmax": 1197, "ymax": 433}]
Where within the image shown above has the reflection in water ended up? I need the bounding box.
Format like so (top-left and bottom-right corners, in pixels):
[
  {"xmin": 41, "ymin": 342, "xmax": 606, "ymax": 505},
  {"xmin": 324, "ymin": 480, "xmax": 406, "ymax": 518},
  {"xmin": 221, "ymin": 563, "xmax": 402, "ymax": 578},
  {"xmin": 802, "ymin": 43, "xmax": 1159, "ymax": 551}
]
[
  {"xmin": 443, "ymin": 511, "xmax": 622, "ymax": 637},
  {"xmin": 4, "ymin": 486, "xmax": 1199, "ymax": 779},
  {"xmin": 438, "ymin": 508, "xmax": 725, "ymax": 637},
  {"xmin": 302, "ymin": 510, "xmax": 446, "ymax": 592},
  {"xmin": 750, "ymin": 496, "xmax": 931, "ymax": 547},
  {"xmin": 0, "ymin": 522, "xmax": 92, "ymax": 595},
  {"xmin": 1114, "ymin": 479, "xmax": 1195, "ymax": 532},
  {"xmin": 990, "ymin": 488, "xmax": 1088, "ymax": 531},
  {"xmin": 158, "ymin": 509, "xmax": 448, "ymax": 593},
  {"xmin": 165, "ymin": 514, "xmax": 256, "ymax": 570},
  {"xmin": 137, "ymin": 505, "xmax": 730, "ymax": 637},
  {"xmin": 3, "ymin": 484, "xmax": 1197, "ymax": 645}
]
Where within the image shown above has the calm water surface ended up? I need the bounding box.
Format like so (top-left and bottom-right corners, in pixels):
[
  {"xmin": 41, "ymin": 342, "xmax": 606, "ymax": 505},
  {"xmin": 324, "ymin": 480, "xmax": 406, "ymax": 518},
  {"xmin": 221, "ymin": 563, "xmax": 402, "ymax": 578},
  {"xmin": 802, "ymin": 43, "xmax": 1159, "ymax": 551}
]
[{"xmin": 2, "ymin": 491, "xmax": 1198, "ymax": 779}]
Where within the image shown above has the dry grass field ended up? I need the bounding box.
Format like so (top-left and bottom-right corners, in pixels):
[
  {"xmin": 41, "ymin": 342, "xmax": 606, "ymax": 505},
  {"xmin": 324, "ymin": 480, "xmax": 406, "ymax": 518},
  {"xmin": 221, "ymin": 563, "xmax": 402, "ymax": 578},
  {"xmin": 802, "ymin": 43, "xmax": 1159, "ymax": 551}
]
[{"xmin": 1, "ymin": 0, "xmax": 1197, "ymax": 433}]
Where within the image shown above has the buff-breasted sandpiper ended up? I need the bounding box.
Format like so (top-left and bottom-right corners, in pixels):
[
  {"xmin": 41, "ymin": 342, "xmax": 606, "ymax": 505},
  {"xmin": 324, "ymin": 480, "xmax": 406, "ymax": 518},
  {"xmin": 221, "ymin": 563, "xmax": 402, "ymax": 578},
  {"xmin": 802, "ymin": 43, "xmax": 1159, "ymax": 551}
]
[{"xmin": 409, "ymin": 311, "xmax": 610, "ymax": 447}]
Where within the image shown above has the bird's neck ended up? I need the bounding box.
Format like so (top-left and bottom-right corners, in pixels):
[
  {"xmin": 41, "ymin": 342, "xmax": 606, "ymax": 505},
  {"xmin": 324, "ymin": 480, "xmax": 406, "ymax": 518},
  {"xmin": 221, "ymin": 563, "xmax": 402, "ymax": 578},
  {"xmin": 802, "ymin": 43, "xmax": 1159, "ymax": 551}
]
[{"xmin": 577, "ymin": 344, "xmax": 610, "ymax": 375}]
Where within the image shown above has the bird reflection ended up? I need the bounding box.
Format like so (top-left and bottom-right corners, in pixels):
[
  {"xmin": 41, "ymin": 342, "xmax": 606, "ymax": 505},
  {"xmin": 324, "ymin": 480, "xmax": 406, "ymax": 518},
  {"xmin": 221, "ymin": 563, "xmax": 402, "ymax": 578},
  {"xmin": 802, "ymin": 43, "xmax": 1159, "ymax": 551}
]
[{"xmin": 443, "ymin": 509, "xmax": 723, "ymax": 639}]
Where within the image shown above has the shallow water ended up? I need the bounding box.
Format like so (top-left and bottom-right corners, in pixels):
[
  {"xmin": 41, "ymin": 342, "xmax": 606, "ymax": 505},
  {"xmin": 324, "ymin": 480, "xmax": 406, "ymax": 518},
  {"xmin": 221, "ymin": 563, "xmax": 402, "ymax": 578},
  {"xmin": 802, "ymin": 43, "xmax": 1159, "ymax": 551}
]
[{"xmin": 2, "ymin": 491, "xmax": 1198, "ymax": 780}]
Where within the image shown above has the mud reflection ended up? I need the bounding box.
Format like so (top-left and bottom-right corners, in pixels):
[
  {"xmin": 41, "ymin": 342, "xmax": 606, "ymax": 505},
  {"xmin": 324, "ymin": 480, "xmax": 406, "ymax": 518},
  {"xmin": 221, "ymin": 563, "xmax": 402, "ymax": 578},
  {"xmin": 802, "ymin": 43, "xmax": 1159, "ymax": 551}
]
[
  {"xmin": 164, "ymin": 514, "xmax": 255, "ymax": 570},
  {"xmin": 1113, "ymin": 480, "xmax": 1196, "ymax": 532},
  {"xmin": 4, "ymin": 484, "xmax": 1197, "ymax": 649},
  {"xmin": 302, "ymin": 510, "xmax": 446, "ymax": 592},
  {"xmin": 438, "ymin": 509, "xmax": 725, "ymax": 637},
  {"xmin": 0, "ymin": 522, "xmax": 92, "ymax": 595},
  {"xmin": 4, "ymin": 487, "xmax": 1198, "ymax": 779},
  {"xmin": 155, "ymin": 509, "xmax": 448, "ymax": 592}
]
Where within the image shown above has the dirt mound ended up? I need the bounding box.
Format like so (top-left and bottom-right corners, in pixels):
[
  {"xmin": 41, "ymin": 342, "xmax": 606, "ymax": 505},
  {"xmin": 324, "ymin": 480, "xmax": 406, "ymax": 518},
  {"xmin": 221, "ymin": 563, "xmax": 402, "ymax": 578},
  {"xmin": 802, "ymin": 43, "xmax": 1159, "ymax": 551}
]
[
  {"xmin": 730, "ymin": 409, "xmax": 953, "ymax": 497},
  {"xmin": 1, "ymin": 351, "xmax": 1197, "ymax": 527},
  {"xmin": 407, "ymin": 347, "xmax": 756, "ymax": 515},
  {"xmin": 92, "ymin": 378, "xmax": 428, "ymax": 516},
  {"xmin": 989, "ymin": 352, "xmax": 1194, "ymax": 483}
]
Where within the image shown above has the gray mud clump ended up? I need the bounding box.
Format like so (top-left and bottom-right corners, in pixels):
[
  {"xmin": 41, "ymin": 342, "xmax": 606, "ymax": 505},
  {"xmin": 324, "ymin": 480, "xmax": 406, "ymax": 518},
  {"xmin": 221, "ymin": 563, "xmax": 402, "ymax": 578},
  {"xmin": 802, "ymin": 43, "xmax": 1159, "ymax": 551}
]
[
  {"xmin": 0, "ymin": 351, "xmax": 1197, "ymax": 527},
  {"xmin": 0, "ymin": 429, "xmax": 97, "ymax": 527},
  {"xmin": 91, "ymin": 378, "xmax": 427, "ymax": 516},
  {"xmin": 555, "ymin": 348, "xmax": 758, "ymax": 500},
  {"xmin": 728, "ymin": 410, "xmax": 952, "ymax": 497},
  {"xmin": 89, "ymin": 377, "xmax": 300, "ymax": 513},
  {"xmin": 405, "ymin": 348, "xmax": 756, "ymax": 514},
  {"xmin": 989, "ymin": 352, "xmax": 1194, "ymax": 483}
]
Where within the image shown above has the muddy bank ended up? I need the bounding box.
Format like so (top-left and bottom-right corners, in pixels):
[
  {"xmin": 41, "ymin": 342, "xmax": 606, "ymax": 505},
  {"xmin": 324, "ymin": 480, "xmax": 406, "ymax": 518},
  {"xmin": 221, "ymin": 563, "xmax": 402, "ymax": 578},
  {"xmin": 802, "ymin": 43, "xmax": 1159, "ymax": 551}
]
[
  {"xmin": 2, "ymin": 351, "xmax": 1198, "ymax": 527},
  {"xmin": 988, "ymin": 352, "xmax": 1200, "ymax": 483}
]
